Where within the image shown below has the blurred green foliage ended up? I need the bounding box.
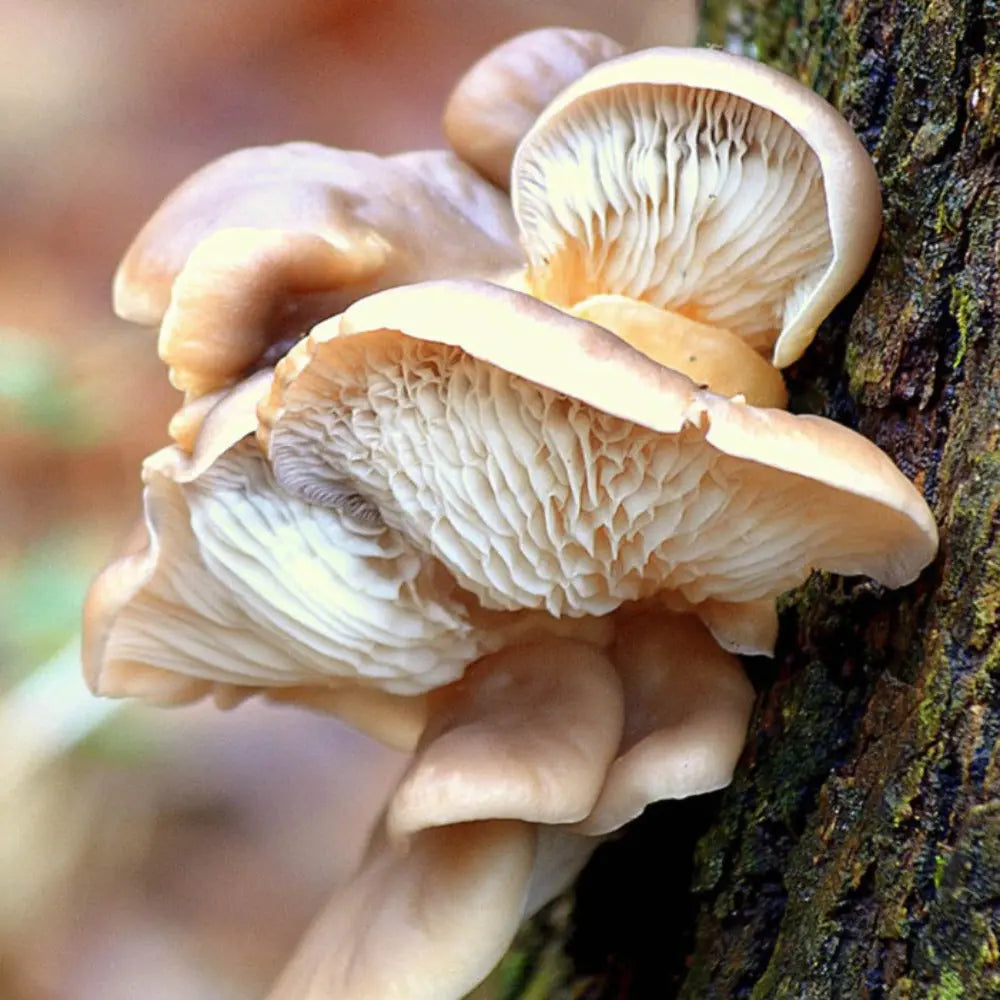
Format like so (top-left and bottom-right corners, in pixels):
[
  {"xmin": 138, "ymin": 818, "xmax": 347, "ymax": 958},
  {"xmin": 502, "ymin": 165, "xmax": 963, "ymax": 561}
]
[
  {"xmin": 0, "ymin": 329, "xmax": 117, "ymax": 683},
  {"xmin": 0, "ymin": 328, "xmax": 106, "ymax": 445},
  {"xmin": 0, "ymin": 532, "xmax": 100, "ymax": 682}
]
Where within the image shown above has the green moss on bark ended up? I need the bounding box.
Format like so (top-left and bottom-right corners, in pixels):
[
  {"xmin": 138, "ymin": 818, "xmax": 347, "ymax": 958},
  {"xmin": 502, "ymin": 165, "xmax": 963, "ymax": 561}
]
[
  {"xmin": 504, "ymin": 3, "xmax": 998, "ymax": 996},
  {"xmin": 677, "ymin": 0, "xmax": 1000, "ymax": 997}
]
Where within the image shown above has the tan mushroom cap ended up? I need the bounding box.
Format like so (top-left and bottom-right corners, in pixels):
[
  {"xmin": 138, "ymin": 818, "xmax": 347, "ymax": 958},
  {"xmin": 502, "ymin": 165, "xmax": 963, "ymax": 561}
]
[
  {"xmin": 157, "ymin": 229, "xmax": 389, "ymax": 397},
  {"xmin": 266, "ymin": 820, "xmax": 536, "ymax": 1000},
  {"xmin": 688, "ymin": 596, "xmax": 779, "ymax": 658},
  {"xmin": 577, "ymin": 611, "xmax": 754, "ymax": 835},
  {"xmin": 511, "ymin": 47, "xmax": 883, "ymax": 367},
  {"xmin": 262, "ymin": 279, "xmax": 936, "ymax": 654},
  {"xmin": 114, "ymin": 144, "xmax": 522, "ymax": 397},
  {"xmin": 443, "ymin": 28, "xmax": 624, "ymax": 190},
  {"xmin": 81, "ymin": 376, "xmax": 491, "ymax": 750},
  {"xmin": 389, "ymin": 639, "xmax": 624, "ymax": 838}
]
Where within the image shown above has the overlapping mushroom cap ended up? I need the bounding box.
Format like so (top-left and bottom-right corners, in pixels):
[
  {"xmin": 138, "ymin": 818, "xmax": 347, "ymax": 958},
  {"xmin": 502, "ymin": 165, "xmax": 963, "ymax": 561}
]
[
  {"xmin": 114, "ymin": 145, "xmax": 523, "ymax": 403},
  {"xmin": 86, "ymin": 267, "xmax": 937, "ymax": 832},
  {"xmin": 267, "ymin": 614, "xmax": 753, "ymax": 1000},
  {"xmin": 509, "ymin": 47, "xmax": 884, "ymax": 370},
  {"xmin": 260, "ymin": 279, "xmax": 936, "ymax": 655}
]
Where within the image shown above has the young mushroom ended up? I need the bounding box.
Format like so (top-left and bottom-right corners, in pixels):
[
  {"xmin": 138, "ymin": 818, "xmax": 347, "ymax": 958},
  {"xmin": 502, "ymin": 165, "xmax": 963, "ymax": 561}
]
[
  {"xmin": 508, "ymin": 46, "xmax": 884, "ymax": 383},
  {"xmin": 442, "ymin": 27, "xmax": 626, "ymax": 190},
  {"xmin": 266, "ymin": 612, "xmax": 752, "ymax": 1000}
]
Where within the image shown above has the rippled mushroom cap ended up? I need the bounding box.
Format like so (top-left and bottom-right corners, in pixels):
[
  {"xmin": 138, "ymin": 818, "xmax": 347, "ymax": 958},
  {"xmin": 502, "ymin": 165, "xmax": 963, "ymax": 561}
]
[
  {"xmin": 114, "ymin": 144, "xmax": 522, "ymax": 398},
  {"xmin": 81, "ymin": 362, "xmax": 618, "ymax": 745},
  {"xmin": 511, "ymin": 47, "xmax": 883, "ymax": 367},
  {"xmin": 261, "ymin": 279, "xmax": 936, "ymax": 655},
  {"xmin": 578, "ymin": 610, "xmax": 755, "ymax": 835},
  {"xmin": 81, "ymin": 373, "xmax": 471, "ymax": 750}
]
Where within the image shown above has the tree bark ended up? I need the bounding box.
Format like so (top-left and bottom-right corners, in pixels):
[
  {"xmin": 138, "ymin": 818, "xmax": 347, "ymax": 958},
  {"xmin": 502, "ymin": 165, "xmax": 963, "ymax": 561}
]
[{"xmin": 509, "ymin": 2, "xmax": 1000, "ymax": 998}]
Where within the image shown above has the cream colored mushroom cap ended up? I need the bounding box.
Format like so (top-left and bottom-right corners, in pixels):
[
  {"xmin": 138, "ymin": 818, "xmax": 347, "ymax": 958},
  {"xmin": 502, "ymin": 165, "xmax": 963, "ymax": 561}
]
[
  {"xmin": 113, "ymin": 143, "xmax": 521, "ymax": 328},
  {"xmin": 443, "ymin": 27, "xmax": 624, "ymax": 190},
  {"xmin": 262, "ymin": 279, "xmax": 936, "ymax": 643},
  {"xmin": 577, "ymin": 611, "xmax": 755, "ymax": 835},
  {"xmin": 266, "ymin": 820, "xmax": 535, "ymax": 1000},
  {"xmin": 82, "ymin": 373, "xmax": 488, "ymax": 750},
  {"xmin": 388, "ymin": 639, "xmax": 624, "ymax": 838},
  {"xmin": 512, "ymin": 47, "xmax": 883, "ymax": 367}
]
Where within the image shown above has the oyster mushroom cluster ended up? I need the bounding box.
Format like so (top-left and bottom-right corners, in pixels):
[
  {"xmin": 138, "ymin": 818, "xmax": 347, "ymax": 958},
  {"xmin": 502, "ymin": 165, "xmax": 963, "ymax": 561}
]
[{"xmin": 84, "ymin": 28, "xmax": 938, "ymax": 1000}]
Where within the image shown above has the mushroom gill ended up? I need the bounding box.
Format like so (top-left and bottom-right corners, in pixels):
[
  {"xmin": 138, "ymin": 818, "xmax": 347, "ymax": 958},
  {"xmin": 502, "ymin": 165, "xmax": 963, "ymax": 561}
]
[
  {"xmin": 511, "ymin": 48, "xmax": 883, "ymax": 368},
  {"xmin": 81, "ymin": 376, "xmax": 494, "ymax": 737},
  {"xmin": 113, "ymin": 145, "xmax": 522, "ymax": 405},
  {"xmin": 261, "ymin": 279, "xmax": 937, "ymax": 654}
]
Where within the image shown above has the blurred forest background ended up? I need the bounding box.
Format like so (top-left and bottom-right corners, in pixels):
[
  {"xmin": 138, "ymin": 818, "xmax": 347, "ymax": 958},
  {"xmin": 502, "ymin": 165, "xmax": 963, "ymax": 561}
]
[{"xmin": 0, "ymin": 1, "xmax": 692, "ymax": 997}]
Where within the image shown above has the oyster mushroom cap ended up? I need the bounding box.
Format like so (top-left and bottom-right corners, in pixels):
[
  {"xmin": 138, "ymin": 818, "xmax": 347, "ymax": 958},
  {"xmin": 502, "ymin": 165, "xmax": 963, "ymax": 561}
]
[
  {"xmin": 114, "ymin": 144, "xmax": 522, "ymax": 397},
  {"xmin": 511, "ymin": 47, "xmax": 883, "ymax": 367},
  {"xmin": 388, "ymin": 639, "xmax": 624, "ymax": 838},
  {"xmin": 81, "ymin": 377, "xmax": 489, "ymax": 749},
  {"xmin": 576, "ymin": 610, "xmax": 755, "ymax": 835},
  {"xmin": 83, "ymin": 434, "xmax": 487, "ymax": 698},
  {"xmin": 570, "ymin": 293, "xmax": 788, "ymax": 407},
  {"xmin": 443, "ymin": 27, "xmax": 625, "ymax": 190},
  {"xmin": 157, "ymin": 229, "xmax": 390, "ymax": 397},
  {"xmin": 82, "ymin": 368, "xmax": 615, "ymax": 737},
  {"xmin": 262, "ymin": 279, "xmax": 936, "ymax": 651},
  {"xmin": 265, "ymin": 820, "xmax": 536, "ymax": 1000},
  {"xmin": 265, "ymin": 818, "xmax": 603, "ymax": 1000}
]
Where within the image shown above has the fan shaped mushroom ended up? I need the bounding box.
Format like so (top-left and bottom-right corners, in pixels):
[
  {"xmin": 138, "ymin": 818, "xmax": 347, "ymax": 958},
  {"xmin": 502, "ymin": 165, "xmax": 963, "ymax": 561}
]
[
  {"xmin": 82, "ymin": 368, "xmax": 619, "ymax": 743},
  {"xmin": 261, "ymin": 279, "xmax": 936, "ymax": 657},
  {"xmin": 510, "ymin": 47, "xmax": 884, "ymax": 370},
  {"xmin": 82, "ymin": 372, "xmax": 445, "ymax": 749},
  {"xmin": 114, "ymin": 145, "xmax": 522, "ymax": 401},
  {"xmin": 84, "ymin": 34, "xmax": 938, "ymax": 1000},
  {"xmin": 578, "ymin": 609, "xmax": 755, "ymax": 835},
  {"xmin": 443, "ymin": 27, "xmax": 625, "ymax": 190}
]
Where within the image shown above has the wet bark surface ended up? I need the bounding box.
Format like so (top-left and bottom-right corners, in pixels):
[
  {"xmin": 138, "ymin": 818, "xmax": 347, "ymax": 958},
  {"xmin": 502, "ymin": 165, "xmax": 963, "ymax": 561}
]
[{"xmin": 511, "ymin": 2, "xmax": 1000, "ymax": 997}]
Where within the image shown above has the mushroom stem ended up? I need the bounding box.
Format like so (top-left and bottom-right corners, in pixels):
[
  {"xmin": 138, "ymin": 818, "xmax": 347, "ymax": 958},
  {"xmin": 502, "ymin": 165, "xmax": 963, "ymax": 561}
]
[{"xmin": 265, "ymin": 820, "xmax": 536, "ymax": 1000}]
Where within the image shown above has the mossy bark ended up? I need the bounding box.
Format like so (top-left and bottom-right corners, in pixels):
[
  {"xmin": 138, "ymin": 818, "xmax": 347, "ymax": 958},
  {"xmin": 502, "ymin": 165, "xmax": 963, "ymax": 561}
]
[
  {"xmin": 681, "ymin": 1, "xmax": 1000, "ymax": 996},
  {"xmin": 512, "ymin": 2, "xmax": 1000, "ymax": 998}
]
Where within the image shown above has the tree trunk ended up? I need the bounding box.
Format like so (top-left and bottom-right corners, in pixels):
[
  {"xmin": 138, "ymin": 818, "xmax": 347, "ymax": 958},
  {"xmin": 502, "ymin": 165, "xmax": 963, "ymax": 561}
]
[{"xmin": 509, "ymin": 2, "xmax": 1000, "ymax": 998}]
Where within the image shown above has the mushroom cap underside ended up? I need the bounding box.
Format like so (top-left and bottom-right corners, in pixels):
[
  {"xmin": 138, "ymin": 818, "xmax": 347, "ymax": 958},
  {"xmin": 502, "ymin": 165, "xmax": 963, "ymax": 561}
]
[
  {"xmin": 511, "ymin": 46, "xmax": 883, "ymax": 367},
  {"xmin": 261, "ymin": 279, "xmax": 937, "ymax": 630}
]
